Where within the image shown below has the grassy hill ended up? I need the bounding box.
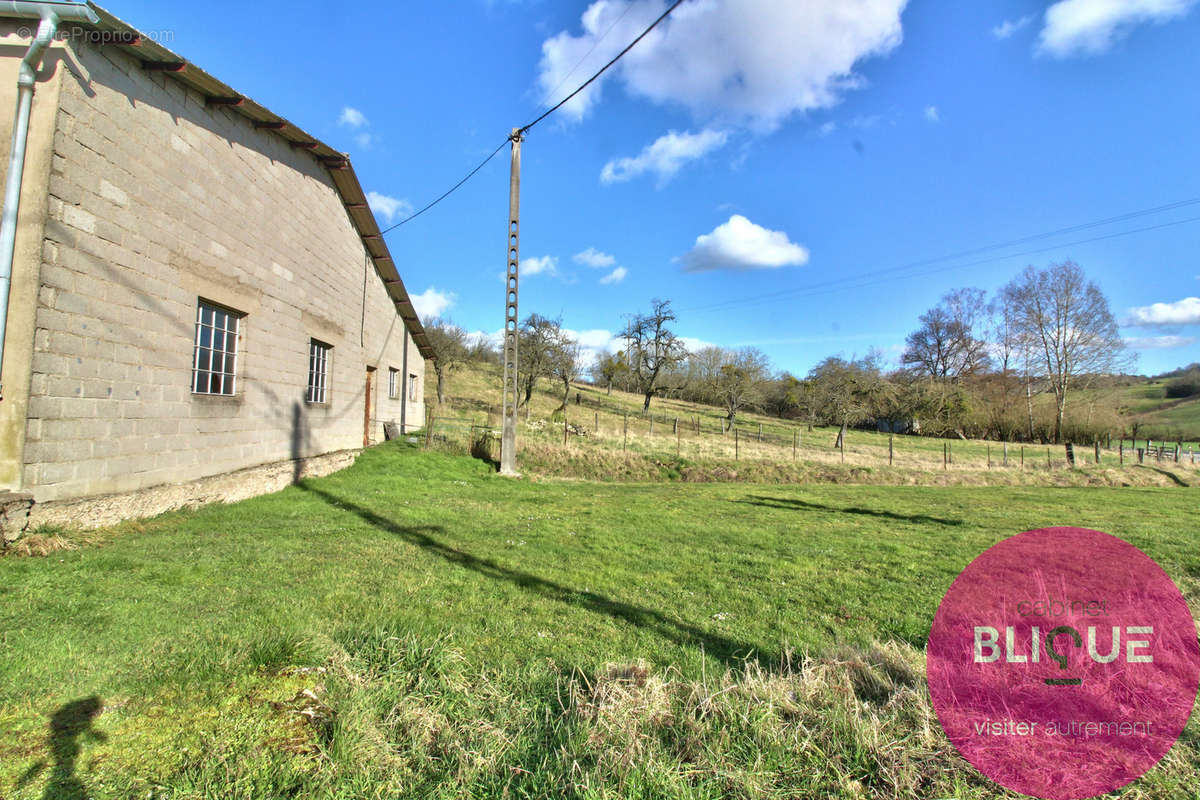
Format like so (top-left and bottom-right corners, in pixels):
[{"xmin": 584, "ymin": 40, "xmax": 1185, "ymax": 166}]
[
  {"xmin": 428, "ymin": 362, "xmax": 1200, "ymax": 487},
  {"xmin": 1117, "ymin": 379, "xmax": 1200, "ymax": 440}
]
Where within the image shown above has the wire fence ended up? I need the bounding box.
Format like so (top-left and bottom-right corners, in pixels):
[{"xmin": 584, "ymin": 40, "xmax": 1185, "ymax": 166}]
[{"xmin": 420, "ymin": 402, "xmax": 1200, "ymax": 473}]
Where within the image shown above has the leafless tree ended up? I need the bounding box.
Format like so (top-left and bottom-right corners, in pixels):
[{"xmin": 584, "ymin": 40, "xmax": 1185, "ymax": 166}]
[
  {"xmin": 423, "ymin": 318, "xmax": 469, "ymax": 405},
  {"xmin": 548, "ymin": 328, "xmax": 582, "ymax": 412},
  {"xmin": 901, "ymin": 288, "xmax": 990, "ymax": 379},
  {"xmin": 517, "ymin": 313, "xmax": 560, "ymax": 408},
  {"xmin": 1000, "ymin": 260, "xmax": 1130, "ymax": 443},
  {"xmin": 710, "ymin": 347, "xmax": 770, "ymax": 424},
  {"xmin": 623, "ymin": 298, "xmax": 688, "ymax": 411}
]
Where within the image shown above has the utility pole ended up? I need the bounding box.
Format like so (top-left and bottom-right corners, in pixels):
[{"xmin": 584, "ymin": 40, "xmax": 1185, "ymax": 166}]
[{"xmin": 500, "ymin": 128, "xmax": 522, "ymax": 475}]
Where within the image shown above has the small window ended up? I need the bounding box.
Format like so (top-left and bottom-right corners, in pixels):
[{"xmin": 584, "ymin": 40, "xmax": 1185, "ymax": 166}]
[
  {"xmin": 192, "ymin": 300, "xmax": 242, "ymax": 396},
  {"xmin": 307, "ymin": 339, "xmax": 331, "ymax": 404},
  {"xmin": 408, "ymin": 373, "xmax": 418, "ymax": 402},
  {"xmin": 388, "ymin": 367, "xmax": 399, "ymax": 399}
]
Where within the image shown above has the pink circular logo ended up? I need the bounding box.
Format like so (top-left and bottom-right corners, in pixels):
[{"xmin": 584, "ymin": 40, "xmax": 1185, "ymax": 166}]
[{"xmin": 927, "ymin": 527, "xmax": 1199, "ymax": 799}]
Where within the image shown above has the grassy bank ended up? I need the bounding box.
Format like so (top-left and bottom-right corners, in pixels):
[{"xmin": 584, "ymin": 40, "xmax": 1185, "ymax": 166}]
[{"xmin": 2, "ymin": 443, "xmax": 1198, "ymax": 798}]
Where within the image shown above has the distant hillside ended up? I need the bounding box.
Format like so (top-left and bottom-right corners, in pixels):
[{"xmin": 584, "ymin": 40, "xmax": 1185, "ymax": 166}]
[{"xmin": 1119, "ymin": 379, "xmax": 1200, "ymax": 441}]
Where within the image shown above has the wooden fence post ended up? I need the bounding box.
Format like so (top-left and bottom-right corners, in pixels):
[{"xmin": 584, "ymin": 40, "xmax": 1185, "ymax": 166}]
[
  {"xmin": 1003, "ymin": 441, "xmax": 1008, "ymax": 467},
  {"xmin": 987, "ymin": 444, "xmax": 991, "ymax": 468},
  {"xmin": 1119, "ymin": 443, "xmax": 1124, "ymax": 465},
  {"xmin": 1094, "ymin": 440, "xmax": 1101, "ymax": 465},
  {"xmin": 673, "ymin": 417, "xmax": 678, "ymax": 435},
  {"xmin": 676, "ymin": 425, "xmax": 681, "ymax": 457},
  {"xmin": 1047, "ymin": 447, "xmax": 1051, "ymax": 469},
  {"xmin": 943, "ymin": 442, "xmax": 948, "ymax": 470},
  {"xmin": 563, "ymin": 414, "xmax": 568, "ymax": 446},
  {"xmin": 735, "ymin": 427, "xmax": 739, "ymax": 460},
  {"xmin": 840, "ymin": 431, "xmax": 845, "ymax": 463},
  {"xmin": 1176, "ymin": 441, "xmax": 1182, "ymax": 463},
  {"xmin": 594, "ymin": 411, "xmax": 598, "ymax": 432},
  {"xmin": 889, "ymin": 433, "xmax": 894, "ymax": 466},
  {"xmin": 758, "ymin": 423, "xmax": 762, "ymax": 442}
]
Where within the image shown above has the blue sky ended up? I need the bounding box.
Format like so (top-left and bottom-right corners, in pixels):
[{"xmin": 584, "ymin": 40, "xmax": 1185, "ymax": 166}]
[{"xmin": 109, "ymin": 0, "xmax": 1200, "ymax": 376}]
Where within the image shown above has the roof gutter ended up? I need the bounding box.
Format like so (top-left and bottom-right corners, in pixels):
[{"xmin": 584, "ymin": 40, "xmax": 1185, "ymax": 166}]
[{"xmin": 0, "ymin": 1, "xmax": 98, "ymax": 399}]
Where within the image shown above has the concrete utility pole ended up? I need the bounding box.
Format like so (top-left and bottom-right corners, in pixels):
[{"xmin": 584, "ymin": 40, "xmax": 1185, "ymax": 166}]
[{"xmin": 500, "ymin": 128, "xmax": 523, "ymax": 475}]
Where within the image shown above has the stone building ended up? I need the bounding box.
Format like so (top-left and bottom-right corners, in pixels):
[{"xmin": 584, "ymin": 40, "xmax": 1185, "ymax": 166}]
[{"xmin": 0, "ymin": 2, "xmax": 433, "ymax": 535}]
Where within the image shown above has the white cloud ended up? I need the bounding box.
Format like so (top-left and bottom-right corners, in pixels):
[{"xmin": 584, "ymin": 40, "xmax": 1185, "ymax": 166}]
[
  {"xmin": 522, "ymin": 255, "xmax": 559, "ymax": 276},
  {"xmin": 601, "ymin": 129, "xmax": 729, "ymax": 185},
  {"xmin": 355, "ymin": 132, "xmax": 375, "ymax": 149},
  {"xmin": 536, "ymin": 0, "xmax": 908, "ymax": 132},
  {"xmin": 1037, "ymin": 0, "xmax": 1197, "ymax": 57},
  {"xmin": 1126, "ymin": 297, "xmax": 1200, "ymax": 326},
  {"xmin": 992, "ymin": 15, "xmax": 1034, "ymax": 39},
  {"xmin": 923, "ymin": 105, "xmax": 939, "ymax": 122},
  {"xmin": 339, "ymin": 106, "xmax": 368, "ymax": 128},
  {"xmin": 818, "ymin": 121, "xmax": 837, "ymax": 136},
  {"xmin": 366, "ymin": 191, "xmax": 412, "ymax": 224},
  {"xmin": 678, "ymin": 336, "xmax": 717, "ymax": 354},
  {"xmin": 680, "ymin": 214, "xmax": 810, "ymax": 273},
  {"xmin": 1124, "ymin": 335, "xmax": 1197, "ymax": 350},
  {"xmin": 573, "ymin": 247, "xmax": 617, "ymax": 268},
  {"xmin": 410, "ymin": 287, "xmax": 456, "ymax": 322},
  {"xmin": 599, "ymin": 266, "xmax": 628, "ymax": 284}
]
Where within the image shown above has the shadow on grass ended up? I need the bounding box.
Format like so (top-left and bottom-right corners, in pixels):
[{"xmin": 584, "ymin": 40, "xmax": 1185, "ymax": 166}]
[
  {"xmin": 1133, "ymin": 465, "xmax": 1190, "ymax": 487},
  {"xmin": 737, "ymin": 495, "xmax": 964, "ymax": 527},
  {"xmin": 17, "ymin": 696, "xmax": 106, "ymax": 800},
  {"xmin": 298, "ymin": 483, "xmax": 771, "ymax": 668}
]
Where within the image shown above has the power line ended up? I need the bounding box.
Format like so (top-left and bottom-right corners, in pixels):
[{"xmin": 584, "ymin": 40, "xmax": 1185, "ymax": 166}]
[
  {"xmin": 378, "ymin": 139, "xmax": 509, "ymax": 234},
  {"xmin": 684, "ymin": 198, "xmax": 1200, "ymax": 315},
  {"xmin": 518, "ymin": 0, "xmax": 686, "ymax": 135},
  {"xmin": 380, "ymin": 0, "xmax": 686, "ymax": 235}
]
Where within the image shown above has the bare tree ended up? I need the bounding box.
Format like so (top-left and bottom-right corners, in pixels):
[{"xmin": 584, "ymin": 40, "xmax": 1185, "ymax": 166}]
[
  {"xmin": 623, "ymin": 298, "xmax": 688, "ymax": 411},
  {"xmin": 808, "ymin": 354, "xmax": 887, "ymax": 446},
  {"xmin": 710, "ymin": 347, "xmax": 770, "ymax": 424},
  {"xmin": 516, "ymin": 313, "xmax": 560, "ymax": 409},
  {"xmin": 548, "ymin": 328, "xmax": 582, "ymax": 412},
  {"xmin": 901, "ymin": 288, "xmax": 990, "ymax": 379},
  {"xmin": 423, "ymin": 318, "xmax": 469, "ymax": 405},
  {"xmin": 1001, "ymin": 261, "xmax": 1130, "ymax": 443}
]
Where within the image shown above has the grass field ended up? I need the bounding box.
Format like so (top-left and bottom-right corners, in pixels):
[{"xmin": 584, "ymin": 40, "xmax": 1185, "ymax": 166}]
[{"xmin": 2, "ymin": 442, "xmax": 1198, "ymax": 799}]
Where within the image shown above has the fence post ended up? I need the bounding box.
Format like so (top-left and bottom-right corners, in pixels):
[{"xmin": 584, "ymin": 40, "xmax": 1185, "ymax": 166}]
[
  {"xmin": 594, "ymin": 411, "xmax": 598, "ymax": 432},
  {"xmin": 889, "ymin": 433, "xmax": 894, "ymax": 466},
  {"xmin": 1120, "ymin": 443, "xmax": 1124, "ymax": 465},
  {"xmin": 735, "ymin": 427, "xmax": 739, "ymax": 460},
  {"xmin": 793, "ymin": 430, "xmax": 798, "ymax": 461},
  {"xmin": 623, "ymin": 413, "xmax": 628, "ymax": 452},
  {"xmin": 758, "ymin": 423, "xmax": 762, "ymax": 442},
  {"xmin": 1176, "ymin": 441, "xmax": 1182, "ymax": 463},
  {"xmin": 1047, "ymin": 447, "xmax": 1051, "ymax": 469},
  {"xmin": 949, "ymin": 442, "xmax": 953, "ymax": 465},
  {"xmin": 840, "ymin": 431, "xmax": 845, "ymax": 463},
  {"xmin": 1020, "ymin": 445, "xmax": 1024, "ymax": 468},
  {"xmin": 987, "ymin": 444, "xmax": 991, "ymax": 468},
  {"xmin": 1095, "ymin": 440, "xmax": 1101, "ymax": 465},
  {"xmin": 1003, "ymin": 441, "xmax": 1008, "ymax": 467},
  {"xmin": 673, "ymin": 417, "xmax": 678, "ymax": 435},
  {"xmin": 563, "ymin": 414, "xmax": 568, "ymax": 446},
  {"xmin": 1137, "ymin": 448, "xmax": 1144, "ymax": 464},
  {"xmin": 676, "ymin": 425, "xmax": 681, "ymax": 457},
  {"xmin": 721, "ymin": 418, "xmax": 726, "ymax": 435},
  {"xmin": 943, "ymin": 442, "xmax": 948, "ymax": 471}
]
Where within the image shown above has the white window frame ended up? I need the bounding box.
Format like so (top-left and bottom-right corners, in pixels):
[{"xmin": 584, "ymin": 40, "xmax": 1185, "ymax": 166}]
[
  {"xmin": 192, "ymin": 300, "xmax": 241, "ymax": 396},
  {"xmin": 408, "ymin": 373, "xmax": 418, "ymax": 402},
  {"xmin": 388, "ymin": 367, "xmax": 399, "ymax": 399},
  {"xmin": 307, "ymin": 339, "xmax": 332, "ymax": 404}
]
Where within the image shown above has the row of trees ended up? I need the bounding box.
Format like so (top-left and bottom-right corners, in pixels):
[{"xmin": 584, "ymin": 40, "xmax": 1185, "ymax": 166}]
[{"xmin": 423, "ymin": 261, "xmax": 1138, "ymax": 444}]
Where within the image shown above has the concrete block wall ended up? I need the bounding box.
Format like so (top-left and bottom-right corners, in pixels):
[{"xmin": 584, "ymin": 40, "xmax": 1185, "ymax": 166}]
[{"xmin": 20, "ymin": 37, "xmax": 425, "ymax": 504}]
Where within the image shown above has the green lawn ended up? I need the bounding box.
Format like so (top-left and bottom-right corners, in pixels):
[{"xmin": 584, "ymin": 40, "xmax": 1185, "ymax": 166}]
[{"xmin": 2, "ymin": 443, "xmax": 1198, "ymax": 799}]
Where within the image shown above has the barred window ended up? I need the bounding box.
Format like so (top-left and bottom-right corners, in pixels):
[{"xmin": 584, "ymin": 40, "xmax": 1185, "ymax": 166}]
[
  {"xmin": 307, "ymin": 339, "xmax": 331, "ymax": 404},
  {"xmin": 192, "ymin": 300, "xmax": 241, "ymax": 395},
  {"xmin": 388, "ymin": 367, "xmax": 399, "ymax": 399}
]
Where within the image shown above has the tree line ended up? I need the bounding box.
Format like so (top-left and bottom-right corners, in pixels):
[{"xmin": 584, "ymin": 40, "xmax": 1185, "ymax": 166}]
[{"xmin": 425, "ymin": 260, "xmax": 1145, "ymax": 444}]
